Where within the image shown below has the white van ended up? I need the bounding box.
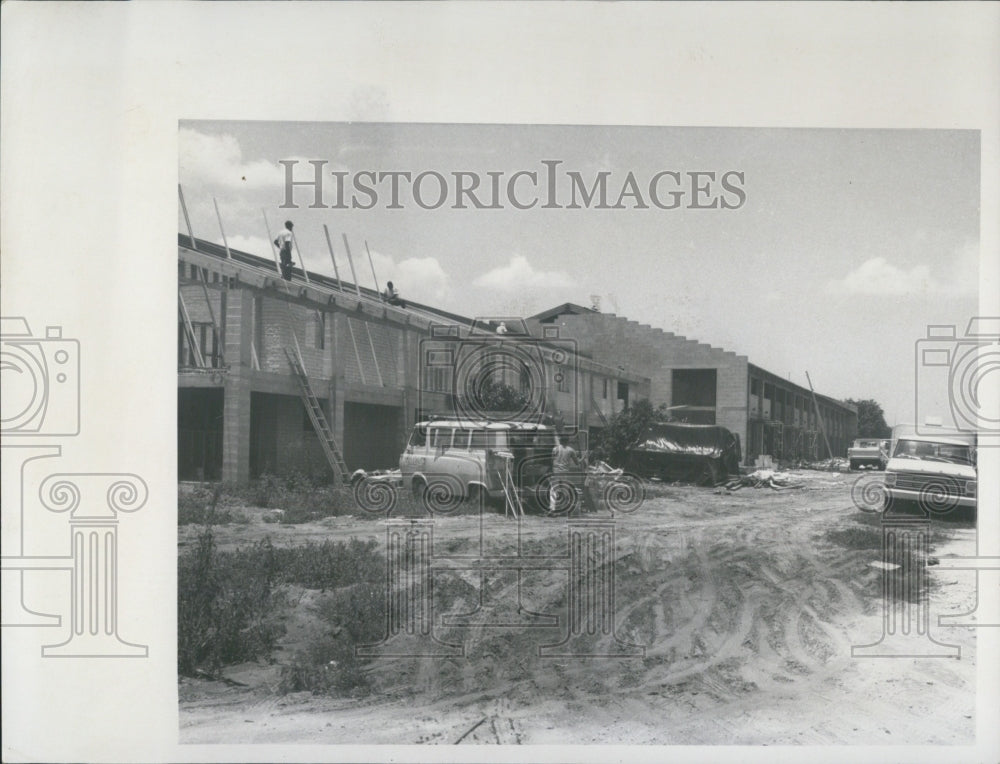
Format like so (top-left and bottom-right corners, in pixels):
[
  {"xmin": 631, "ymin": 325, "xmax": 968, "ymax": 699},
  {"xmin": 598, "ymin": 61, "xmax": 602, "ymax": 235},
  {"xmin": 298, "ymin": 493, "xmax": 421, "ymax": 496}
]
[
  {"xmin": 399, "ymin": 419, "xmax": 558, "ymax": 505},
  {"xmin": 883, "ymin": 424, "xmax": 977, "ymax": 514}
]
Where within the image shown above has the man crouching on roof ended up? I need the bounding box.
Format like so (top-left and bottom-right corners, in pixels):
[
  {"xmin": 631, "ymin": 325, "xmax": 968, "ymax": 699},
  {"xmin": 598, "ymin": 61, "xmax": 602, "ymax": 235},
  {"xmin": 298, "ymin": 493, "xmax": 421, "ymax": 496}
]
[{"xmin": 382, "ymin": 280, "xmax": 406, "ymax": 308}]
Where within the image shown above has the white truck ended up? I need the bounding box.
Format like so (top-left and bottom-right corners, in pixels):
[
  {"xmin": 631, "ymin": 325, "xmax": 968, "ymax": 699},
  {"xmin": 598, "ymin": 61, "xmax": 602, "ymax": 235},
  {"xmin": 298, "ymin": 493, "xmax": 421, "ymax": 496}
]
[
  {"xmin": 883, "ymin": 423, "xmax": 977, "ymax": 516},
  {"xmin": 847, "ymin": 438, "xmax": 889, "ymax": 471}
]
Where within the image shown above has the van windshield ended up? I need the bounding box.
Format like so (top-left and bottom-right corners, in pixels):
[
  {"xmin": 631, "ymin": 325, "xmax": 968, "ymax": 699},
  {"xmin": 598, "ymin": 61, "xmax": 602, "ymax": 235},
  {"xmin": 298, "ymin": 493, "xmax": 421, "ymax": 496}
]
[
  {"xmin": 509, "ymin": 430, "xmax": 558, "ymax": 451},
  {"xmin": 892, "ymin": 439, "xmax": 975, "ymax": 466},
  {"xmin": 467, "ymin": 430, "xmax": 507, "ymax": 450}
]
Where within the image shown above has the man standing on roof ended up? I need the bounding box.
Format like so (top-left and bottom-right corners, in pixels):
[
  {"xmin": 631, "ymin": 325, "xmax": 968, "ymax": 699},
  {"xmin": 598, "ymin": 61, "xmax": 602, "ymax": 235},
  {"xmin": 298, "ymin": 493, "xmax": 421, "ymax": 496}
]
[
  {"xmin": 382, "ymin": 280, "xmax": 406, "ymax": 308},
  {"xmin": 274, "ymin": 220, "xmax": 294, "ymax": 281}
]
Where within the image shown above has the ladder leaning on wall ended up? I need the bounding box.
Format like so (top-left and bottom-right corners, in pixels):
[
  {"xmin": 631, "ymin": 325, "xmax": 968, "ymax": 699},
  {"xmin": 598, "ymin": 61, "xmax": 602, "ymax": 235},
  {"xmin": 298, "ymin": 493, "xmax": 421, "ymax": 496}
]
[{"xmin": 284, "ymin": 334, "xmax": 350, "ymax": 484}]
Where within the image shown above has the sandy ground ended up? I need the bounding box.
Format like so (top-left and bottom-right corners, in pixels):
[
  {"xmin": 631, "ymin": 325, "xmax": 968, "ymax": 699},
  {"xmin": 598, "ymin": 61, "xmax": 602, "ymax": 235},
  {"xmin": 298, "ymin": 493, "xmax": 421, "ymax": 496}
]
[{"xmin": 178, "ymin": 471, "xmax": 978, "ymax": 745}]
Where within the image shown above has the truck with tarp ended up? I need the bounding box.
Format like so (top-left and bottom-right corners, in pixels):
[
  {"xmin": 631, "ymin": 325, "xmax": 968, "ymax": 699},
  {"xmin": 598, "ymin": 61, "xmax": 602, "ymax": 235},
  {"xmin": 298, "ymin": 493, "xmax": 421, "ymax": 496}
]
[{"xmin": 626, "ymin": 422, "xmax": 742, "ymax": 486}]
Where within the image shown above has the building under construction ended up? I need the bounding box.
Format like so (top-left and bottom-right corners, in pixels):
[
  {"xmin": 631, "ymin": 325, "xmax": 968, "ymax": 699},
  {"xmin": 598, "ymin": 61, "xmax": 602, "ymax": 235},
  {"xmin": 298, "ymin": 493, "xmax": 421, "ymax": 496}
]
[
  {"xmin": 177, "ymin": 235, "xmax": 648, "ymax": 484},
  {"xmin": 528, "ymin": 304, "xmax": 858, "ymax": 464},
  {"xmin": 178, "ymin": 220, "xmax": 856, "ymax": 484}
]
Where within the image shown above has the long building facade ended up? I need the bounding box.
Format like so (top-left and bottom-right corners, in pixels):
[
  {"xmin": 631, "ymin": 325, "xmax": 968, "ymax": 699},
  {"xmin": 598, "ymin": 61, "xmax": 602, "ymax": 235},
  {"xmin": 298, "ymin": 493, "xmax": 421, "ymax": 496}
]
[
  {"xmin": 177, "ymin": 237, "xmax": 648, "ymax": 483},
  {"xmin": 528, "ymin": 303, "xmax": 857, "ymax": 463}
]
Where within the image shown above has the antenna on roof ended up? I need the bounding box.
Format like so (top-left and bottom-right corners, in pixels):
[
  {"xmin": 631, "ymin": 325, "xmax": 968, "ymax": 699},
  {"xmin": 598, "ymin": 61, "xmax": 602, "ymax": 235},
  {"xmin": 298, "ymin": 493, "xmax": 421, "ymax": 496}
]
[
  {"xmin": 212, "ymin": 197, "xmax": 232, "ymax": 259},
  {"xmin": 178, "ymin": 184, "xmax": 197, "ymax": 251}
]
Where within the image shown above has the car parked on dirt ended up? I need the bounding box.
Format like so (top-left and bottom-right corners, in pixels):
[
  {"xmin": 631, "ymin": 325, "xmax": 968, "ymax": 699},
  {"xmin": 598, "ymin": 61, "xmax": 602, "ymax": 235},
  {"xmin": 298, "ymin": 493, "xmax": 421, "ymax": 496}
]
[
  {"xmin": 847, "ymin": 438, "xmax": 889, "ymax": 471},
  {"xmin": 625, "ymin": 422, "xmax": 742, "ymax": 486},
  {"xmin": 398, "ymin": 417, "xmax": 559, "ymax": 507}
]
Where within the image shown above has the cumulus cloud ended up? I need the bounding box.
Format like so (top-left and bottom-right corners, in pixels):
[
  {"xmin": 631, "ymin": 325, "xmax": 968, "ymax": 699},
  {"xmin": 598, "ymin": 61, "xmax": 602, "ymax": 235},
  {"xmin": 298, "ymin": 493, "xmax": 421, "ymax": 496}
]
[
  {"xmin": 223, "ymin": 235, "xmax": 273, "ymax": 259},
  {"xmin": 827, "ymin": 241, "xmax": 979, "ymax": 297},
  {"xmin": 827, "ymin": 257, "xmax": 941, "ymax": 296},
  {"xmin": 473, "ymin": 255, "xmax": 575, "ymax": 292},
  {"xmin": 179, "ymin": 128, "xmax": 285, "ymax": 190},
  {"xmin": 331, "ymin": 245, "xmax": 451, "ymax": 304}
]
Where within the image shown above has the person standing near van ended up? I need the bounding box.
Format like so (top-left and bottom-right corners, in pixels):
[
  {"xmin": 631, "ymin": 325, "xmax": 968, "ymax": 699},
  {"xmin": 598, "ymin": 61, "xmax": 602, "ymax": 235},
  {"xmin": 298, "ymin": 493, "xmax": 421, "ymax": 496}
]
[{"xmin": 550, "ymin": 435, "xmax": 582, "ymax": 513}]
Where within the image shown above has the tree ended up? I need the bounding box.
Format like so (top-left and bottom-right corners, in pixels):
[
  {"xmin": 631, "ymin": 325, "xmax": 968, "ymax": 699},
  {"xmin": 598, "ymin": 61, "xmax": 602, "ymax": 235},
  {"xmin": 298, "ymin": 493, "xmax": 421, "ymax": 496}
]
[
  {"xmin": 592, "ymin": 399, "xmax": 672, "ymax": 467},
  {"xmin": 465, "ymin": 377, "xmax": 530, "ymax": 413},
  {"xmin": 845, "ymin": 398, "xmax": 891, "ymax": 438}
]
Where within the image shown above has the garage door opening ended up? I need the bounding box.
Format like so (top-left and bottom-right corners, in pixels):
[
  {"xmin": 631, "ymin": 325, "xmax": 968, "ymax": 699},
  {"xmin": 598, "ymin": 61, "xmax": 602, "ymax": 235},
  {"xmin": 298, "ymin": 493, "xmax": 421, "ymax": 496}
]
[
  {"xmin": 343, "ymin": 402, "xmax": 402, "ymax": 471},
  {"xmin": 178, "ymin": 388, "xmax": 223, "ymax": 481}
]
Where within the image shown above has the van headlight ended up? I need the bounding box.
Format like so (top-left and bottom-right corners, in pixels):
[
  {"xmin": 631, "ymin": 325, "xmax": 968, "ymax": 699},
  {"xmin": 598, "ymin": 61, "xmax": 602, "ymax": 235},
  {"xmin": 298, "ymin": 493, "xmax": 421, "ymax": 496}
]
[
  {"xmin": 884, "ymin": 472, "xmax": 896, "ymax": 487},
  {"xmin": 965, "ymin": 481, "xmax": 976, "ymax": 497}
]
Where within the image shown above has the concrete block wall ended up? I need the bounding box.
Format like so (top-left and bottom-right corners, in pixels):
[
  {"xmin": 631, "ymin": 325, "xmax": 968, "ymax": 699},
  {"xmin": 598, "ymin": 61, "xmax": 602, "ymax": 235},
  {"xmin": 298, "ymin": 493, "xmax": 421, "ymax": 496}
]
[
  {"xmin": 179, "ymin": 283, "xmax": 223, "ymax": 324},
  {"xmin": 529, "ymin": 312, "xmax": 750, "ymax": 449},
  {"xmin": 333, "ymin": 314, "xmax": 404, "ymax": 388},
  {"xmin": 222, "ymin": 375, "xmax": 251, "ymax": 483},
  {"xmin": 258, "ymin": 297, "xmax": 326, "ymax": 376},
  {"xmin": 271, "ymin": 394, "xmax": 329, "ymax": 477}
]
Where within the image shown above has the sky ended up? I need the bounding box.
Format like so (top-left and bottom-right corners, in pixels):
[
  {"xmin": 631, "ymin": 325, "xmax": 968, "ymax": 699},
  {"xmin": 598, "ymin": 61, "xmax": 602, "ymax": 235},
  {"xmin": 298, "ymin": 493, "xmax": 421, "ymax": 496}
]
[{"xmin": 178, "ymin": 122, "xmax": 980, "ymax": 426}]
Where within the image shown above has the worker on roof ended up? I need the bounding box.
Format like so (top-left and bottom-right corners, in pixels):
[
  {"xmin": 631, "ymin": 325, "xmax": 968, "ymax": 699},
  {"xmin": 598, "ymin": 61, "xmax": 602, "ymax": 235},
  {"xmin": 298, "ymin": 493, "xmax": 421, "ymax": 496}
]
[
  {"xmin": 382, "ymin": 280, "xmax": 406, "ymax": 308},
  {"xmin": 274, "ymin": 220, "xmax": 294, "ymax": 281}
]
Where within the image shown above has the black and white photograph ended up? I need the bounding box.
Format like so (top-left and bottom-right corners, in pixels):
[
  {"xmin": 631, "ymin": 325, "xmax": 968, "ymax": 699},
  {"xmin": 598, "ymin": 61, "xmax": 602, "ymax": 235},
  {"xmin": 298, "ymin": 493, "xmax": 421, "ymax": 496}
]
[
  {"xmin": 2, "ymin": 3, "xmax": 999, "ymax": 762},
  {"xmin": 174, "ymin": 121, "xmax": 985, "ymax": 745}
]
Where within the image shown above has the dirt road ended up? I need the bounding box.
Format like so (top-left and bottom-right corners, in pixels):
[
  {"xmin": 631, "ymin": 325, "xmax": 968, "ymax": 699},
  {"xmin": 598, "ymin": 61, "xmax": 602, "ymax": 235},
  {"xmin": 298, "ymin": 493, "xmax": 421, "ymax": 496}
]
[{"xmin": 179, "ymin": 471, "xmax": 978, "ymax": 745}]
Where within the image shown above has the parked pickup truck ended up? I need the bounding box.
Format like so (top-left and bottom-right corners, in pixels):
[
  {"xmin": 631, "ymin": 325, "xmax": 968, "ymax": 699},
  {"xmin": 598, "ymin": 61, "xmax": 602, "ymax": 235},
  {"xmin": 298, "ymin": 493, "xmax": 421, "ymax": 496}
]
[
  {"xmin": 848, "ymin": 438, "xmax": 889, "ymax": 471},
  {"xmin": 883, "ymin": 425, "xmax": 976, "ymax": 517}
]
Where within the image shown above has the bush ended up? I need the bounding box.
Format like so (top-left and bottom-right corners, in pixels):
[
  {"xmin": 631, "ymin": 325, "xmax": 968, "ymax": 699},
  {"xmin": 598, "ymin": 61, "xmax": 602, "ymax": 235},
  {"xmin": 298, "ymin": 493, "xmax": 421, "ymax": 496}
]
[
  {"xmin": 177, "ymin": 484, "xmax": 239, "ymax": 525},
  {"xmin": 279, "ymin": 583, "xmax": 385, "ymax": 696},
  {"xmin": 271, "ymin": 538, "xmax": 383, "ymax": 590},
  {"xmin": 177, "ymin": 531, "xmax": 281, "ymax": 676},
  {"xmin": 177, "ymin": 533, "xmax": 385, "ymax": 678},
  {"xmin": 592, "ymin": 400, "xmax": 673, "ymax": 467}
]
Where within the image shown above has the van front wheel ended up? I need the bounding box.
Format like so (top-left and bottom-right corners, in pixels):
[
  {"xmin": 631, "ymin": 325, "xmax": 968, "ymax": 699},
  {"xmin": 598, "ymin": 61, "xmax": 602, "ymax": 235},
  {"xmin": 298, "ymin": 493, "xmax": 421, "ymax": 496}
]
[{"xmin": 412, "ymin": 479, "xmax": 426, "ymax": 504}]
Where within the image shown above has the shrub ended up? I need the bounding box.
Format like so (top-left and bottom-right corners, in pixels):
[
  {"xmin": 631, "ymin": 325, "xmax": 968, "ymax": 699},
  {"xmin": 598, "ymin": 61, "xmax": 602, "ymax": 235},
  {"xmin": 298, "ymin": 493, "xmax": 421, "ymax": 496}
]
[
  {"xmin": 177, "ymin": 531, "xmax": 281, "ymax": 676},
  {"xmin": 592, "ymin": 399, "xmax": 673, "ymax": 467},
  {"xmin": 279, "ymin": 583, "xmax": 385, "ymax": 696},
  {"xmin": 177, "ymin": 484, "xmax": 238, "ymax": 525},
  {"xmin": 178, "ymin": 533, "xmax": 385, "ymax": 678}
]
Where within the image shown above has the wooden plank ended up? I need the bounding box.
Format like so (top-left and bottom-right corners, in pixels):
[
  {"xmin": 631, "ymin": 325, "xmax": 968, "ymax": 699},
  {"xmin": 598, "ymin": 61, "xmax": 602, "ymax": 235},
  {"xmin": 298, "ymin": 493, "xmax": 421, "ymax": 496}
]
[
  {"xmin": 178, "ymin": 290, "xmax": 206, "ymax": 367},
  {"xmin": 213, "ymin": 197, "xmax": 232, "ymax": 259},
  {"xmin": 178, "ymin": 184, "xmax": 197, "ymax": 250}
]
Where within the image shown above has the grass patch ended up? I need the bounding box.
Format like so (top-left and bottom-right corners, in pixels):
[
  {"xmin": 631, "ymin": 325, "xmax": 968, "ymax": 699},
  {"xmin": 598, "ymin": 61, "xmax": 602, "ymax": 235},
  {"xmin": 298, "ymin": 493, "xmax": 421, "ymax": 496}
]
[
  {"xmin": 178, "ymin": 484, "xmax": 243, "ymax": 525},
  {"xmin": 178, "ymin": 530, "xmax": 384, "ymax": 679},
  {"xmin": 825, "ymin": 524, "xmax": 883, "ymax": 551},
  {"xmin": 278, "ymin": 583, "xmax": 385, "ymax": 697},
  {"xmin": 177, "ymin": 531, "xmax": 281, "ymax": 675}
]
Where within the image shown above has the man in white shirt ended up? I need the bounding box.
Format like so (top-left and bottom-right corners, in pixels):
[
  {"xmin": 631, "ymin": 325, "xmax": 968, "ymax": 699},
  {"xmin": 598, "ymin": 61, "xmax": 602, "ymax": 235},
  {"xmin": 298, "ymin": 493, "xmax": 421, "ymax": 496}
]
[
  {"xmin": 274, "ymin": 220, "xmax": 294, "ymax": 281},
  {"xmin": 382, "ymin": 280, "xmax": 406, "ymax": 308},
  {"xmin": 549, "ymin": 435, "xmax": 583, "ymax": 513}
]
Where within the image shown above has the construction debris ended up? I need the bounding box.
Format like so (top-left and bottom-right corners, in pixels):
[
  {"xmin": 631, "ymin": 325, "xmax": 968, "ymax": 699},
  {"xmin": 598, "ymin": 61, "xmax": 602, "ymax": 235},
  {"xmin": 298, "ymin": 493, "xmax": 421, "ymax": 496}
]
[
  {"xmin": 350, "ymin": 468, "xmax": 402, "ymax": 486},
  {"xmin": 794, "ymin": 457, "xmax": 850, "ymax": 472},
  {"xmin": 724, "ymin": 469, "xmax": 806, "ymax": 491}
]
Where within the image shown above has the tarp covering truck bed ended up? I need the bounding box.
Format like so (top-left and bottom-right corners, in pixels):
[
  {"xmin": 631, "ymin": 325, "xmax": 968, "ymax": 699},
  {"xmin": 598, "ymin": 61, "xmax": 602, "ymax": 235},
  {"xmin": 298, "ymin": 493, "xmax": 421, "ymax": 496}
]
[{"xmin": 626, "ymin": 423, "xmax": 742, "ymax": 486}]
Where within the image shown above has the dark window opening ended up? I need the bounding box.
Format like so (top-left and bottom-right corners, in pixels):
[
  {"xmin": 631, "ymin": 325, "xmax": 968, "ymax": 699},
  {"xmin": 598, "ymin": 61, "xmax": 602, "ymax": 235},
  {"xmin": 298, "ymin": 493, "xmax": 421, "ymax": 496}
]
[{"xmin": 671, "ymin": 369, "xmax": 717, "ymax": 424}]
